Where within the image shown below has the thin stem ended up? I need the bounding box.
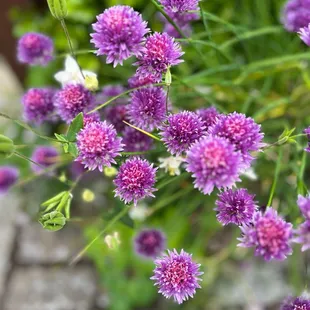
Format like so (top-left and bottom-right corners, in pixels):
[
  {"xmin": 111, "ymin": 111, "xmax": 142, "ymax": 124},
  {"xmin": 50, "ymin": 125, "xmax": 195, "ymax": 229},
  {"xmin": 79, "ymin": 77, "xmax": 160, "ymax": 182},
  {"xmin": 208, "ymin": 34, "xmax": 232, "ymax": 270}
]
[
  {"xmin": 121, "ymin": 151, "xmax": 147, "ymax": 156},
  {"xmin": 298, "ymin": 151, "xmax": 307, "ymax": 195},
  {"xmin": 267, "ymin": 147, "xmax": 283, "ymax": 206},
  {"xmin": 88, "ymin": 82, "xmax": 167, "ymax": 113},
  {"xmin": 13, "ymin": 151, "xmax": 44, "ymax": 169},
  {"xmin": 69, "ymin": 206, "xmax": 131, "ymax": 265},
  {"xmin": 166, "ymin": 85, "xmax": 170, "ymax": 115},
  {"xmin": 60, "ymin": 19, "xmax": 85, "ymax": 79},
  {"xmin": 56, "ymin": 49, "xmax": 96, "ymax": 58}
]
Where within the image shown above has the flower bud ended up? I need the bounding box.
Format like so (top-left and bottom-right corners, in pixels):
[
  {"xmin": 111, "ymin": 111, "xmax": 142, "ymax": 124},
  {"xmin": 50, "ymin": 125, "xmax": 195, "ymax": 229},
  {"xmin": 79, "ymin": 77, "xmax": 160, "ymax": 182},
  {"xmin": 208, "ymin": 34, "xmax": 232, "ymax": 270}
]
[
  {"xmin": 104, "ymin": 232, "xmax": 121, "ymax": 250},
  {"xmin": 85, "ymin": 75, "xmax": 99, "ymax": 91},
  {"xmin": 47, "ymin": 0, "xmax": 68, "ymax": 20},
  {"xmin": 0, "ymin": 134, "xmax": 15, "ymax": 159},
  {"xmin": 104, "ymin": 167, "xmax": 118, "ymax": 177},
  {"xmin": 39, "ymin": 211, "xmax": 66, "ymax": 231},
  {"xmin": 82, "ymin": 189, "xmax": 95, "ymax": 203}
]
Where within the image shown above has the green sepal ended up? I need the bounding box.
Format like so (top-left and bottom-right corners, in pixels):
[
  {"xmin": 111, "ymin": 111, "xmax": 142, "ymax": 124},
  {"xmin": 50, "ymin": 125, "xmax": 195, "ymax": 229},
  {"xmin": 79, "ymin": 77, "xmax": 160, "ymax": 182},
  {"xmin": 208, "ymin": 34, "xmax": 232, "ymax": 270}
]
[
  {"xmin": 41, "ymin": 191, "xmax": 67, "ymax": 207},
  {"xmin": 39, "ymin": 211, "xmax": 66, "ymax": 231},
  {"xmin": 47, "ymin": 0, "xmax": 68, "ymax": 20}
]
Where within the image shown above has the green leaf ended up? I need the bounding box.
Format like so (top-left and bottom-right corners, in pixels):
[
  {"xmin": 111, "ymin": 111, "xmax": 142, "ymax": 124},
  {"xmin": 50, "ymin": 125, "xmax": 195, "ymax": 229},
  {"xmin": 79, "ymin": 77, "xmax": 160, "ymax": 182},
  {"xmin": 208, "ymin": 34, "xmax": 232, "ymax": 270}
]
[
  {"xmin": 47, "ymin": 0, "xmax": 68, "ymax": 20},
  {"xmin": 63, "ymin": 143, "xmax": 69, "ymax": 153},
  {"xmin": 39, "ymin": 211, "xmax": 66, "ymax": 231},
  {"xmin": 54, "ymin": 133, "xmax": 68, "ymax": 142},
  {"xmin": 68, "ymin": 143, "xmax": 79, "ymax": 158},
  {"xmin": 41, "ymin": 191, "xmax": 67, "ymax": 207},
  {"xmin": 67, "ymin": 113, "xmax": 84, "ymax": 142}
]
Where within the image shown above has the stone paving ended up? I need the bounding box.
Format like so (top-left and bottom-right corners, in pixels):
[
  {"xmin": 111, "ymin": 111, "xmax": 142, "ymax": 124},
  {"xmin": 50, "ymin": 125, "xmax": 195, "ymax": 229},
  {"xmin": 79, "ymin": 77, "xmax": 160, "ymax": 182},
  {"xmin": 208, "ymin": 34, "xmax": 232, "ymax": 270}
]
[{"xmin": 0, "ymin": 193, "xmax": 103, "ymax": 310}]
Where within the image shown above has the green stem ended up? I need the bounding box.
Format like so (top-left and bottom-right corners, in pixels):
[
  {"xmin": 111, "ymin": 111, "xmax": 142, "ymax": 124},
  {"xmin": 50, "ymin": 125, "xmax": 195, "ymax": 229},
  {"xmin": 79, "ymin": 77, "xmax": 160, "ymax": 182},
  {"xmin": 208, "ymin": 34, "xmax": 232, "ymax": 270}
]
[
  {"xmin": 267, "ymin": 148, "xmax": 283, "ymax": 206},
  {"xmin": 88, "ymin": 82, "xmax": 167, "ymax": 113},
  {"xmin": 121, "ymin": 151, "xmax": 147, "ymax": 156},
  {"xmin": 13, "ymin": 151, "xmax": 44, "ymax": 169},
  {"xmin": 298, "ymin": 151, "xmax": 307, "ymax": 195},
  {"xmin": 69, "ymin": 206, "xmax": 131, "ymax": 265},
  {"xmin": 166, "ymin": 85, "xmax": 170, "ymax": 115},
  {"xmin": 56, "ymin": 49, "xmax": 96, "ymax": 58}
]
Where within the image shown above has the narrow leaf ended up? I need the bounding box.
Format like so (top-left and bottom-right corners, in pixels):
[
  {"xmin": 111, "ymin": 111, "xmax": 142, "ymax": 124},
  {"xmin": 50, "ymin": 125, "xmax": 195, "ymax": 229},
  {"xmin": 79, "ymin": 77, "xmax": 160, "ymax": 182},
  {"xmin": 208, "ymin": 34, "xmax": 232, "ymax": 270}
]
[{"xmin": 67, "ymin": 113, "xmax": 84, "ymax": 142}]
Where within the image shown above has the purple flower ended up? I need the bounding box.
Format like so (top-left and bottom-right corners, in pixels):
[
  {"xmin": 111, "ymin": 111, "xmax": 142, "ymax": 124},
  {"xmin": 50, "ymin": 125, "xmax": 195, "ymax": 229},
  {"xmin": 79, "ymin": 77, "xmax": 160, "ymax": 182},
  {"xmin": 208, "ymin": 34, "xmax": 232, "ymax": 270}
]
[
  {"xmin": 186, "ymin": 136, "xmax": 242, "ymax": 194},
  {"xmin": 215, "ymin": 188, "xmax": 257, "ymax": 226},
  {"xmin": 54, "ymin": 84, "xmax": 95, "ymax": 123},
  {"xmin": 299, "ymin": 24, "xmax": 310, "ymax": 45},
  {"xmin": 297, "ymin": 195, "xmax": 310, "ymax": 220},
  {"xmin": 159, "ymin": 0, "xmax": 200, "ymax": 13},
  {"xmin": 282, "ymin": 0, "xmax": 310, "ymax": 32},
  {"xmin": 134, "ymin": 228, "xmax": 166, "ymax": 259},
  {"xmin": 114, "ymin": 157, "xmax": 157, "ymax": 205},
  {"xmin": 98, "ymin": 84, "xmax": 127, "ymax": 105},
  {"xmin": 83, "ymin": 112, "xmax": 101, "ymax": 127},
  {"xmin": 128, "ymin": 87, "xmax": 167, "ymax": 131},
  {"xmin": 76, "ymin": 121, "xmax": 123, "ymax": 171},
  {"xmin": 22, "ymin": 88, "xmax": 56, "ymax": 125},
  {"xmin": 128, "ymin": 74, "xmax": 155, "ymax": 88},
  {"xmin": 151, "ymin": 249, "xmax": 203, "ymax": 304},
  {"xmin": 123, "ymin": 127, "xmax": 153, "ymax": 152},
  {"xmin": 281, "ymin": 296, "xmax": 310, "ymax": 310},
  {"xmin": 238, "ymin": 207, "xmax": 293, "ymax": 261},
  {"xmin": 69, "ymin": 162, "xmax": 88, "ymax": 180},
  {"xmin": 104, "ymin": 104, "xmax": 129, "ymax": 133},
  {"xmin": 0, "ymin": 166, "xmax": 19, "ymax": 194},
  {"xmin": 294, "ymin": 221, "xmax": 310, "ymax": 252},
  {"xmin": 17, "ymin": 32, "xmax": 54, "ymax": 66},
  {"xmin": 135, "ymin": 32, "xmax": 184, "ymax": 82},
  {"xmin": 31, "ymin": 146, "xmax": 59, "ymax": 173},
  {"xmin": 208, "ymin": 112, "xmax": 264, "ymax": 168},
  {"xmin": 91, "ymin": 5, "xmax": 149, "ymax": 67},
  {"xmin": 161, "ymin": 111, "xmax": 206, "ymax": 155},
  {"xmin": 304, "ymin": 126, "xmax": 310, "ymax": 152},
  {"xmin": 162, "ymin": 22, "xmax": 193, "ymax": 38},
  {"xmin": 196, "ymin": 107, "xmax": 219, "ymax": 130}
]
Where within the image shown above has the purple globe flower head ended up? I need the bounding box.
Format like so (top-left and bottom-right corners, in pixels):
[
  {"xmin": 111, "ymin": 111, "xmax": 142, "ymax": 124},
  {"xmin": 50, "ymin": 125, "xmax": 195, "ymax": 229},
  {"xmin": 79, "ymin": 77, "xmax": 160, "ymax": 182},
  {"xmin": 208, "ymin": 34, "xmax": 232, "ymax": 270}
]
[
  {"xmin": 135, "ymin": 32, "xmax": 184, "ymax": 82},
  {"xmin": 208, "ymin": 112, "xmax": 264, "ymax": 168},
  {"xmin": 91, "ymin": 5, "xmax": 149, "ymax": 67},
  {"xmin": 238, "ymin": 207, "xmax": 293, "ymax": 261},
  {"xmin": 299, "ymin": 24, "xmax": 310, "ymax": 45},
  {"xmin": 54, "ymin": 84, "xmax": 95, "ymax": 123},
  {"xmin": 102, "ymin": 84, "xmax": 126, "ymax": 97},
  {"xmin": 162, "ymin": 20, "xmax": 193, "ymax": 38},
  {"xmin": 128, "ymin": 87, "xmax": 167, "ymax": 131},
  {"xmin": 186, "ymin": 136, "xmax": 242, "ymax": 195},
  {"xmin": 215, "ymin": 188, "xmax": 257, "ymax": 226},
  {"xmin": 104, "ymin": 104, "xmax": 129, "ymax": 133},
  {"xmin": 281, "ymin": 296, "xmax": 310, "ymax": 310},
  {"xmin": 304, "ymin": 127, "xmax": 310, "ymax": 152},
  {"xmin": 161, "ymin": 111, "xmax": 206, "ymax": 155},
  {"xmin": 282, "ymin": 0, "xmax": 310, "ymax": 32},
  {"xmin": 83, "ymin": 112, "xmax": 101, "ymax": 127},
  {"xmin": 294, "ymin": 221, "xmax": 310, "ymax": 252},
  {"xmin": 196, "ymin": 107, "xmax": 219, "ymax": 130},
  {"xmin": 17, "ymin": 32, "xmax": 54, "ymax": 66},
  {"xmin": 76, "ymin": 121, "xmax": 123, "ymax": 172},
  {"xmin": 134, "ymin": 228, "xmax": 166, "ymax": 259},
  {"xmin": 151, "ymin": 249, "xmax": 203, "ymax": 304},
  {"xmin": 128, "ymin": 73, "xmax": 155, "ymax": 89},
  {"xmin": 297, "ymin": 195, "xmax": 310, "ymax": 220},
  {"xmin": 22, "ymin": 88, "xmax": 56, "ymax": 125},
  {"xmin": 0, "ymin": 166, "xmax": 19, "ymax": 194},
  {"xmin": 31, "ymin": 146, "xmax": 59, "ymax": 174},
  {"xmin": 123, "ymin": 127, "xmax": 153, "ymax": 152},
  {"xmin": 114, "ymin": 157, "xmax": 157, "ymax": 206},
  {"xmin": 159, "ymin": 0, "xmax": 200, "ymax": 13}
]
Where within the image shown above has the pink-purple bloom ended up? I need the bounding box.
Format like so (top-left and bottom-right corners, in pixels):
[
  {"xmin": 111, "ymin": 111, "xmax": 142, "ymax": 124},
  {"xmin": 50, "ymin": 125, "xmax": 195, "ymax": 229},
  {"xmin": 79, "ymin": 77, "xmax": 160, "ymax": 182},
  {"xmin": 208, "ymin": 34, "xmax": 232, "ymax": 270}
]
[
  {"xmin": 83, "ymin": 112, "xmax": 101, "ymax": 127},
  {"xmin": 151, "ymin": 249, "xmax": 203, "ymax": 304},
  {"xmin": 91, "ymin": 5, "xmax": 149, "ymax": 67},
  {"xmin": 22, "ymin": 88, "xmax": 56, "ymax": 125},
  {"xmin": 76, "ymin": 121, "xmax": 123, "ymax": 171},
  {"xmin": 282, "ymin": 0, "xmax": 310, "ymax": 32},
  {"xmin": 238, "ymin": 207, "xmax": 293, "ymax": 261},
  {"xmin": 161, "ymin": 111, "xmax": 206, "ymax": 155},
  {"xmin": 304, "ymin": 126, "xmax": 310, "ymax": 152},
  {"xmin": 208, "ymin": 112, "xmax": 264, "ymax": 168},
  {"xmin": 215, "ymin": 188, "xmax": 257, "ymax": 226},
  {"xmin": 159, "ymin": 0, "xmax": 200, "ymax": 13},
  {"xmin": 196, "ymin": 107, "xmax": 219, "ymax": 130},
  {"xmin": 128, "ymin": 87, "xmax": 167, "ymax": 131},
  {"xmin": 135, "ymin": 32, "xmax": 184, "ymax": 82},
  {"xmin": 128, "ymin": 73, "xmax": 155, "ymax": 88},
  {"xmin": 17, "ymin": 32, "xmax": 54, "ymax": 66},
  {"xmin": 0, "ymin": 166, "xmax": 19, "ymax": 194},
  {"xmin": 299, "ymin": 24, "xmax": 310, "ymax": 46},
  {"xmin": 186, "ymin": 136, "xmax": 242, "ymax": 194},
  {"xmin": 54, "ymin": 84, "xmax": 95, "ymax": 123},
  {"xmin": 294, "ymin": 221, "xmax": 310, "ymax": 252},
  {"xmin": 281, "ymin": 296, "xmax": 310, "ymax": 310},
  {"xmin": 114, "ymin": 157, "xmax": 157, "ymax": 205},
  {"xmin": 31, "ymin": 146, "xmax": 59, "ymax": 173},
  {"xmin": 134, "ymin": 228, "xmax": 166, "ymax": 259},
  {"xmin": 297, "ymin": 195, "xmax": 310, "ymax": 220},
  {"xmin": 123, "ymin": 127, "xmax": 153, "ymax": 152},
  {"xmin": 104, "ymin": 104, "xmax": 129, "ymax": 133}
]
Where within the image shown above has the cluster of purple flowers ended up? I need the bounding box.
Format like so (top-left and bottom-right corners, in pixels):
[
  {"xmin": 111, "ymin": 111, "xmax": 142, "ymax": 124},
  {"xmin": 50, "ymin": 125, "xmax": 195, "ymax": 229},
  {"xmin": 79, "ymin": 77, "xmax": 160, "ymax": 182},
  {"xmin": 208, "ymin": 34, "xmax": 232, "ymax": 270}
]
[
  {"xmin": 281, "ymin": 295, "xmax": 310, "ymax": 309},
  {"xmin": 282, "ymin": 0, "xmax": 310, "ymax": 46}
]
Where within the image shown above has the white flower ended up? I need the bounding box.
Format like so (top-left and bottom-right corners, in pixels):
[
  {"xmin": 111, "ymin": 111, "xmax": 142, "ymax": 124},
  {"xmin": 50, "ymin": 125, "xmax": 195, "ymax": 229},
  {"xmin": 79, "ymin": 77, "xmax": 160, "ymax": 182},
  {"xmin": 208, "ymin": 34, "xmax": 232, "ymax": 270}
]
[
  {"xmin": 242, "ymin": 167, "xmax": 258, "ymax": 181},
  {"xmin": 104, "ymin": 232, "xmax": 121, "ymax": 250},
  {"xmin": 54, "ymin": 55, "xmax": 97, "ymax": 87},
  {"xmin": 129, "ymin": 203, "xmax": 149, "ymax": 221},
  {"xmin": 158, "ymin": 156, "xmax": 184, "ymax": 176}
]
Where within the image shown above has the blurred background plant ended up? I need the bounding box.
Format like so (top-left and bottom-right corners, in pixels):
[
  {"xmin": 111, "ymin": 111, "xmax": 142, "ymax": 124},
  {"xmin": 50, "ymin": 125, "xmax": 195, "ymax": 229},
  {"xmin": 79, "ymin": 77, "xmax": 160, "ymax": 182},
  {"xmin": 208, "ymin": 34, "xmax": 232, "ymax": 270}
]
[{"xmin": 1, "ymin": 0, "xmax": 310, "ymax": 309}]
